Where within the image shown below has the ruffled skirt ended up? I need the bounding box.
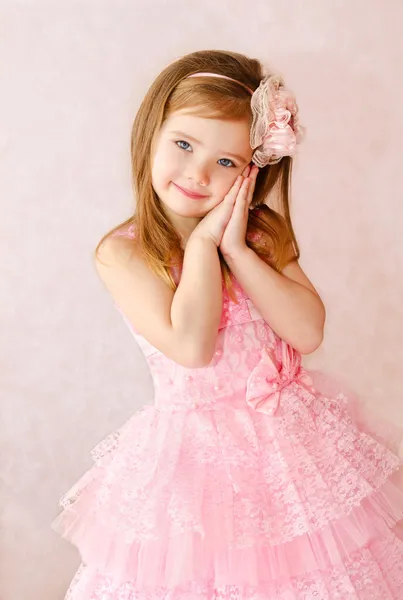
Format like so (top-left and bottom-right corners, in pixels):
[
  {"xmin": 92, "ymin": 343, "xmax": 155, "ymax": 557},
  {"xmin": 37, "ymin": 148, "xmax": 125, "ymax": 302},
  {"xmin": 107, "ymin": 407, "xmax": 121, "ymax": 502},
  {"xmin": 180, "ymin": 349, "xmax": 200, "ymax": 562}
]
[{"xmin": 52, "ymin": 370, "xmax": 403, "ymax": 599}]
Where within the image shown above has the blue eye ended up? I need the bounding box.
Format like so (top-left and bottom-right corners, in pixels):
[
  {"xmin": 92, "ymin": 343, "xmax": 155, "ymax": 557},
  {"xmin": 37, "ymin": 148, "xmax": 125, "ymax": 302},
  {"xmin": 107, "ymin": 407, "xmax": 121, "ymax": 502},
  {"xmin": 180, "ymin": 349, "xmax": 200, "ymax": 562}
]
[
  {"xmin": 175, "ymin": 140, "xmax": 236, "ymax": 168},
  {"xmin": 176, "ymin": 140, "xmax": 191, "ymax": 151},
  {"xmin": 218, "ymin": 158, "xmax": 235, "ymax": 168}
]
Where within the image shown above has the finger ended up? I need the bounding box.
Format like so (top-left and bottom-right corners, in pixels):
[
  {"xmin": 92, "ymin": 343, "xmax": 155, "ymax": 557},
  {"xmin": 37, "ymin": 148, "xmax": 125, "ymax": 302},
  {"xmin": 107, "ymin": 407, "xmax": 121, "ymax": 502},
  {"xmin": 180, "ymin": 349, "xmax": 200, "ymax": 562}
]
[
  {"xmin": 231, "ymin": 177, "xmax": 250, "ymax": 218},
  {"xmin": 246, "ymin": 165, "xmax": 259, "ymax": 210},
  {"xmin": 247, "ymin": 166, "xmax": 258, "ymax": 205},
  {"xmin": 224, "ymin": 176, "xmax": 243, "ymax": 203},
  {"xmin": 242, "ymin": 165, "xmax": 251, "ymax": 177}
]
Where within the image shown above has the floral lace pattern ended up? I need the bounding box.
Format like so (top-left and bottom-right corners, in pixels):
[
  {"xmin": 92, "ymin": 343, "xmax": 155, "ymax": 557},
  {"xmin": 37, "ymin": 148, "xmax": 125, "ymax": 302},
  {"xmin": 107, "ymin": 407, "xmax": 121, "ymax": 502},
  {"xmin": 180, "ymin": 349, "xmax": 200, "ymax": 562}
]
[{"xmin": 53, "ymin": 224, "xmax": 403, "ymax": 598}]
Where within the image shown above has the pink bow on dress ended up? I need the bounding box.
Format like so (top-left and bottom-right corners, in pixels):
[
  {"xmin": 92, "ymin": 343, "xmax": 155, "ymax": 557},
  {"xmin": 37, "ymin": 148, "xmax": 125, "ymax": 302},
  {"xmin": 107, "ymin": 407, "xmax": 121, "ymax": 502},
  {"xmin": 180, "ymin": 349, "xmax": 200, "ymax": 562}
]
[{"xmin": 245, "ymin": 341, "xmax": 314, "ymax": 416}]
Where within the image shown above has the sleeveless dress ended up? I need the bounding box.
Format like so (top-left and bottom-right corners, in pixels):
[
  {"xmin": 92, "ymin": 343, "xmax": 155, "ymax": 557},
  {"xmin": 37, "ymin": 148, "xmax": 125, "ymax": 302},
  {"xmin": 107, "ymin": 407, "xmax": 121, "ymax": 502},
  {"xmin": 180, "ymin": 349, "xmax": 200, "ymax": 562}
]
[{"xmin": 52, "ymin": 224, "xmax": 403, "ymax": 599}]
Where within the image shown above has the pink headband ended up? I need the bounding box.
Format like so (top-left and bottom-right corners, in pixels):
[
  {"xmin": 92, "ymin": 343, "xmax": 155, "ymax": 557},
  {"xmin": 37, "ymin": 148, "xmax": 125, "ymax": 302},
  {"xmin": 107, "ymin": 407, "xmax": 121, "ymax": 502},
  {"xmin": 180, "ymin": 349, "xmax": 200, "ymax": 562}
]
[{"xmin": 186, "ymin": 71, "xmax": 305, "ymax": 167}]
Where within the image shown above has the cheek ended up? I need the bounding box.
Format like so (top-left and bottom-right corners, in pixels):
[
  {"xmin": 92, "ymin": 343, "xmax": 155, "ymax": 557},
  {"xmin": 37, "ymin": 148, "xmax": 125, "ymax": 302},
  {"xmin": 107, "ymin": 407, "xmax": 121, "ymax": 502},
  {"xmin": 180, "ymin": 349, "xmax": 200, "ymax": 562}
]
[
  {"xmin": 217, "ymin": 175, "xmax": 238, "ymax": 198},
  {"xmin": 204, "ymin": 177, "xmax": 237, "ymax": 209},
  {"xmin": 153, "ymin": 146, "xmax": 182, "ymax": 182}
]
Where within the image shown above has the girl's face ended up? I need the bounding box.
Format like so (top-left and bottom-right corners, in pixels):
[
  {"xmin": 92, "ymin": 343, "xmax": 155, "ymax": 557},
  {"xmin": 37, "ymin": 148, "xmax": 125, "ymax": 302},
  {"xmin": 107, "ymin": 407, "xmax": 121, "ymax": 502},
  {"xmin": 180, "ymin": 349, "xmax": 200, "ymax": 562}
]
[{"xmin": 151, "ymin": 110, "xmax": 253, "ymax": 227}]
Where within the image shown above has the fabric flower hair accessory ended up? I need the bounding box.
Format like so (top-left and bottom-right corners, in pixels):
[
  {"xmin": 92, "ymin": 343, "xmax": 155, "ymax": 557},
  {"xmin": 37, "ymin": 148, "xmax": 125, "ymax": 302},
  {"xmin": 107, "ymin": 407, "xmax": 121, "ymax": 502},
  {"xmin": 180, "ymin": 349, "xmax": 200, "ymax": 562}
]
[
  {"xmin": 250, "ymin": 74, "xmax": 305, "ymax": 167},
  {"xmin": 186, "ymin": 71, "xmax": 305, "ymax": 167}
]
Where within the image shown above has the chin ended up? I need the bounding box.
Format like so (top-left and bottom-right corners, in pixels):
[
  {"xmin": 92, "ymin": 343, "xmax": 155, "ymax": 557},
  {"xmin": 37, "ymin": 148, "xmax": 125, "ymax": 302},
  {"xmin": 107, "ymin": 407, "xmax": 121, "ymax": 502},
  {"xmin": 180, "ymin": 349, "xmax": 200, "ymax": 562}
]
[
  {"xmin": 159, "ymin": 199, "xmax": 202, "ymax": 219},
  {"xmin": 177, "ymin": 206, "xmax": 208, "ymax": 218}
]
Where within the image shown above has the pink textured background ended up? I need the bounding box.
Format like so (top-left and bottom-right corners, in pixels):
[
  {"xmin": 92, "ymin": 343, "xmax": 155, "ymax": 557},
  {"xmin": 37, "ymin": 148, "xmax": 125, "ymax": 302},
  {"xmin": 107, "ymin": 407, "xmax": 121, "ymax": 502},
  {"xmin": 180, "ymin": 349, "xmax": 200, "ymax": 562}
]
[{"xmin": 0, "ymin": 2, "xmax": 402, "ymax": 599}]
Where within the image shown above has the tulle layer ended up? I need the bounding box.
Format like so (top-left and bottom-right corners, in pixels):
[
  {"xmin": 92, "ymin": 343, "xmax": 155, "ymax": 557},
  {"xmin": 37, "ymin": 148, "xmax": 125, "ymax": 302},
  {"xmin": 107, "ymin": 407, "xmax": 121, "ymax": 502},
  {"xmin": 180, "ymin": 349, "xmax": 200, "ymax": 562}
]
[
  {"xmin": 54, "ymin": 484, "xmax": 403, "ymax": 587},
  {"xmin": 63, "ymin": 533, "xmax": 403, "ymax": 599},
  {"xmin": 52, "ymin": 370, "xmax": 403, "ymax": 588}
]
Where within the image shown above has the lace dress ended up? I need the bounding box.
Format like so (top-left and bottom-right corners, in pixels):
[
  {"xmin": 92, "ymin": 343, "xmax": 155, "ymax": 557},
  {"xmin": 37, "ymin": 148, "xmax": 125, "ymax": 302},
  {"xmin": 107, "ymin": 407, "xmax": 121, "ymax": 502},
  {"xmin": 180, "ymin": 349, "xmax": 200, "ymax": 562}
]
[{"xmin": 52, "ymin": 225, "xmax": 403, "ymax": 599}]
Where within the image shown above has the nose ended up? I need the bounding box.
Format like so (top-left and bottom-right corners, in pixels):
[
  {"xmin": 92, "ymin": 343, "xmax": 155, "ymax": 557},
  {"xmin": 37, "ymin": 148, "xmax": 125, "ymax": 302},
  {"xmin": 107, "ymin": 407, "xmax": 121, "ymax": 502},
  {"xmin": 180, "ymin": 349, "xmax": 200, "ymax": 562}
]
[{"xmin": 185, "ymin": 160, "xmax": 210, "ymax": 186}]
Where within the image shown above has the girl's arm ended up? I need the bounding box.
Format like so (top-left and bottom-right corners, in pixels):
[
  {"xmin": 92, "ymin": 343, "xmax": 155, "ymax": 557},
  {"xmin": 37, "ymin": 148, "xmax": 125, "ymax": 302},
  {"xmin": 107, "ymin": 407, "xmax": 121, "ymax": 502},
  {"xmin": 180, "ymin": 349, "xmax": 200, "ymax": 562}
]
[
  {"xmin": 95, "ymin": 233, "xmax": 222, "ymax": 369},
  {"xmin": 224, "ymin": 247, "xmax": 325, "ymax": 355},
  {"xmin": 170, "ymin": 234, "xmax": 223, "ymax": 367}
]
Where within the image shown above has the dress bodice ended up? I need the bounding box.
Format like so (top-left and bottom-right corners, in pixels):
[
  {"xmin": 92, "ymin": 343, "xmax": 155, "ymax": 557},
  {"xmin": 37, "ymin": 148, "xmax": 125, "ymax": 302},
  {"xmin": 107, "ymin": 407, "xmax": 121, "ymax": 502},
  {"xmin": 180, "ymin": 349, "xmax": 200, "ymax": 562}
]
[{"xmin": 112, "ymin": 225, "xmax": 311, "ymax": 415}]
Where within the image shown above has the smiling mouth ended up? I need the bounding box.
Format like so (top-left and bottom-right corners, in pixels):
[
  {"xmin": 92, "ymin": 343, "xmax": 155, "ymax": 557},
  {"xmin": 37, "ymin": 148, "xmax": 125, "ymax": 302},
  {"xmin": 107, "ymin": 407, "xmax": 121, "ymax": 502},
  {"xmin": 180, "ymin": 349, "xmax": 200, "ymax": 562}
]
[{"xmin": 173, "ymin": 183, "xmax": 208, "ymax": 199}]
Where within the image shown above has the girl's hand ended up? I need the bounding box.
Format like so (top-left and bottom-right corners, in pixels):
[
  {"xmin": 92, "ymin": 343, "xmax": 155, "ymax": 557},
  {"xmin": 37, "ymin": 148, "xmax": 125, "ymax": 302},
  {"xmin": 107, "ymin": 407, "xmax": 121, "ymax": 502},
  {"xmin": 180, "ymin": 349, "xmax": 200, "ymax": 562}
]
[
  {"xmin": 219, "ymin": 164, "xmax": 259, "ymax": 260},
  {"xmin": 189, "ymin": 175, "xmax": 246, "ymax": 247}
]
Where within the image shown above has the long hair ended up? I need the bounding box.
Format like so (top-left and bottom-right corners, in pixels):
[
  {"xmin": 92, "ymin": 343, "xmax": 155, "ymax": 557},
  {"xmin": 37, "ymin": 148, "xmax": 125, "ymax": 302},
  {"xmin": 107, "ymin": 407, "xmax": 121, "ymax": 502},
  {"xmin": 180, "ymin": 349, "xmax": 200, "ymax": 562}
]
[{"xmin": 94, "ymin": 49, "xmax": 300, "ymax": 302}]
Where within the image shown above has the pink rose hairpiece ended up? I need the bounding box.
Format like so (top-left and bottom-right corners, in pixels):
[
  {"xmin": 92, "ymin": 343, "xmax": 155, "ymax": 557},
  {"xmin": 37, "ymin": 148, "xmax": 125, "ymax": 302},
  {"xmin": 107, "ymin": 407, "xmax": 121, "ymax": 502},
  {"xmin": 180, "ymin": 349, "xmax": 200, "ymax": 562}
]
[{"xmin": 186, "ymin": 71, "xmax": 305, "ymax": 167}]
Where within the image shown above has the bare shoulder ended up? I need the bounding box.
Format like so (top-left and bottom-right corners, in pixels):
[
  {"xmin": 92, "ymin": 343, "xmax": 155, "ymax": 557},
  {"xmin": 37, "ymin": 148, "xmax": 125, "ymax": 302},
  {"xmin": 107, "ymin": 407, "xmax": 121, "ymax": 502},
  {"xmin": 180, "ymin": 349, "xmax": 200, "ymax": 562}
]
[
  {"xmin": 94, "ymin": 231, "xmax": 141, "ymax": 269},
  {"xmin": 93, "ymin": 232, "xmax": 175, "ymax": 310},
  {"xmin": 93, "ymin": 233, "xmax": 181, "ymax": 361}
]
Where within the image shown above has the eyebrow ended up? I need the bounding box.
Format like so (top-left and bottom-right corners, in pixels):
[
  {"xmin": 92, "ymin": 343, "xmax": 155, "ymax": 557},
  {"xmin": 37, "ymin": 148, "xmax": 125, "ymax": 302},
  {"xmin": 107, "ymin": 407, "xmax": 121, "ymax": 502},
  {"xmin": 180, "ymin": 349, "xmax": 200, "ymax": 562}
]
[{"xmin": 169, "ymin": 130, "xmax": 249, "ymax": 164}]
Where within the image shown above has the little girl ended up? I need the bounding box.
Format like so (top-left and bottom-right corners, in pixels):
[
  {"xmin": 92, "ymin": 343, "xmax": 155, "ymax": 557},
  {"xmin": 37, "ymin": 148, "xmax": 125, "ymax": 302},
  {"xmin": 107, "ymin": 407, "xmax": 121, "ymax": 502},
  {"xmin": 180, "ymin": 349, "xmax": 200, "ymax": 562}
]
[{"xmin": 52, "ymin": 50, "xmax": 403, "ymax": 599}]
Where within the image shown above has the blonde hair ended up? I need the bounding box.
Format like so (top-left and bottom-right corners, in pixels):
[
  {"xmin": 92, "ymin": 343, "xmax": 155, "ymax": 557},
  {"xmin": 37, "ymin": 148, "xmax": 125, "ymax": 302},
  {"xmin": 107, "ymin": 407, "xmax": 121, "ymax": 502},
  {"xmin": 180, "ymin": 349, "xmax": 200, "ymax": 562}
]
[{"xmin": 94, "ymin": 49, "xmax": 300, "ymax": 302}]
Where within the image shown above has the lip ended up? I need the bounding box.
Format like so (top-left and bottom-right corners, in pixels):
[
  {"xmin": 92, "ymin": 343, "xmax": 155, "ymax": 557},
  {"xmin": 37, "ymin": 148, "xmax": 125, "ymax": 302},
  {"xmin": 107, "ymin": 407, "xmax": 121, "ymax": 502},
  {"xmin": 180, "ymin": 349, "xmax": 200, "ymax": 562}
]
[{"xmin": 173, "ymin": 183, "xmax": 208, "ymax": 199}]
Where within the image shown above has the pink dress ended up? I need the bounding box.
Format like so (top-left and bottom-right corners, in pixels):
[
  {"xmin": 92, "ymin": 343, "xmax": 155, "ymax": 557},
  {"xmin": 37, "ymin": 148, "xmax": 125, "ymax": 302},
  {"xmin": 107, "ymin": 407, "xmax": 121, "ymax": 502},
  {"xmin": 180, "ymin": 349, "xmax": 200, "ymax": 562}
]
[{"xmin": 52, "ymin": 225, "xmax": 403, "ymax": 599}]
